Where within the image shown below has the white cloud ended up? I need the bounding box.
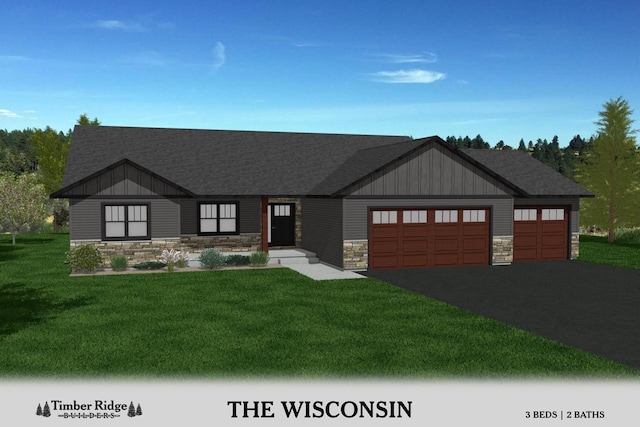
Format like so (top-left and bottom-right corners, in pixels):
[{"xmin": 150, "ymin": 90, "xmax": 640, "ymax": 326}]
[
  {"xmin": 212, "ymin": 42, "xmax": 226, "ymax": 69},
  {"xmin": 369, "ymin": 69, "xmax": 446, "ymax": 84},
  {"xmin": 95, "ymin": 20, "xmax": 146, "ymax": 32},
  {"xmin": 374, "ymin": 52, "xmax": 438, "ymax": 64},
  {"xmin": 0, "ymin": 109, "xmax": 21, "ymax": 118}
]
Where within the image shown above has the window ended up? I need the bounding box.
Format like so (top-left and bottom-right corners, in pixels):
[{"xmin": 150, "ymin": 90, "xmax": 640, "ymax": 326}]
[
  {"xmin": 103, "ymin": 204, "xmax": 149, "ymax": 240},
  {"xmin": 403, "ymin": 210, "xmax": 427, "ymax": 224},
  {"xmin": 198, "ymin": 203, "xmax": 238, "ymax": 235},
  {"xmin": 542, "ymin": 208, "xmax": 564, "ymax": 221},
  {"xmin": 435, "ymin": 210, "xmax": 458, "ymax": 223},
  {"xmin": 372, "ymin": 210, "xmax": 397, "ymax": 224},
  {"xmin": 273, "ymin": 205, "xmax": 291, "ymax": 216},
  {"xmin": 463, "ymin": 209, "xmax": 486, "ymax": 223},
  {"xmin": 514, "ymin": 209, "xmax": 537, "ymax": 221}
]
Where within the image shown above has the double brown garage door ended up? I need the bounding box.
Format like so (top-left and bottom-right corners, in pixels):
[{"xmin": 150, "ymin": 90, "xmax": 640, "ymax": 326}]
[{"xmin": 369, "ymin": 208, "xmax": 490, "ymax": 270}]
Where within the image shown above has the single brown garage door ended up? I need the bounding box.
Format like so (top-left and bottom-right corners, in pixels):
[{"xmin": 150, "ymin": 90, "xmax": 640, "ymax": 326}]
[
  {"xmin": 369, "ymin": 208, "xmax": 490, "ymax": 270},
  {"xmin": 513, "ymin": 207, "xmax": 568, "ymax": 261}
]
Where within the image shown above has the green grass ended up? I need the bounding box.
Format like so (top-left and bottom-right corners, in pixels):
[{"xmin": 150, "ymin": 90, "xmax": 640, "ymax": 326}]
[
  {"xmin": 0, "ymin": 233, "xmax": 636, "ymax": 378},
  {"xmin": 578, "ymin": 234, "xmax": 640, "ymax": 269}
]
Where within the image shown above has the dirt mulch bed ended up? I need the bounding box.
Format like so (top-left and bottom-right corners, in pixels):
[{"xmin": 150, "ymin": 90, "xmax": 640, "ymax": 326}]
[{"xmin": 70, "ymin": 264, "xmax": 283, "ymax": 277}]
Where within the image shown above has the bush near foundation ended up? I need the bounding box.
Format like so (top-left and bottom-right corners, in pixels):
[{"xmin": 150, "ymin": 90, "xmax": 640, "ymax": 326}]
[
  {"xmin": 199, "ymin": 249, "xmax": 227, "ymax": 269},
  {"xmin": 66, "ymin": 244, "xmax": 104, "ymax": 272}
]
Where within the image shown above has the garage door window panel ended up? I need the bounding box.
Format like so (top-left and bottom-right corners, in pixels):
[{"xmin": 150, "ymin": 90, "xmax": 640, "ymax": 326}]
[
  {"xmin": 373, "ymin": 210, "xmax": 397, "ymax": 224},
  {"xmin": 514, "ymin": 209, "xmax": 537, "ymax": 221},
  {"xmin": 435, "ymin": 210, "xmax": 458, "ymax": 223}
]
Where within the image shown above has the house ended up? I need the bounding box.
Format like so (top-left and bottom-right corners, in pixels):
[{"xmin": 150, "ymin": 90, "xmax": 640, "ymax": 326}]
[{"xmin": 51, "ymin": 125, "xmax": 594, "ymax": 270}]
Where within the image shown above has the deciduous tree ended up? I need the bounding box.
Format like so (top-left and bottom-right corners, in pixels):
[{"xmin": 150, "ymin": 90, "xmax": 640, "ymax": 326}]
[{"xmin": 0, "ymin": 172, "xmax": 48, "ymax": 245}]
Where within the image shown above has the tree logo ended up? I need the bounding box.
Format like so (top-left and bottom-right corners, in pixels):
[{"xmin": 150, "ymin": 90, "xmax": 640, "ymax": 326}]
[
  {"xmin": 35, "ymin": 400, "xmax": 143, "ymax": 419},
  {"xmin": 36, "ymin": 402, "xmax": 52, "ymax": 417}
]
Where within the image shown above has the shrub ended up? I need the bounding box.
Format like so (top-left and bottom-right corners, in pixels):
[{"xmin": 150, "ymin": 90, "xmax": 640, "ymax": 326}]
[
  {"xmin": 249, "ymin": 251, "xmax": 270, "ymax": 266},
  {"xmin": 66, "ymin": 244, "xmax": 104, "ymax": 272},
  {"xmin": 225, "ymin": 254, "xmax": 251, "ymax": 266},
  {"xmin": 110, "ymin": 254, "xmax": 128, "ymax": 271},
  {"xmin": 132, "ymin": 261, "xmax": 166, "ymax": 270},
  {"xmin": 176, "ymin": 251, "xmax": 190, "ymax": 268},
  {"xmin": 199, "ymin": 248, "xmax": 227, "ymax": 269},
  {"xmin": 614, "ymin": 227, "xmax": 640, "ymax": 243}
]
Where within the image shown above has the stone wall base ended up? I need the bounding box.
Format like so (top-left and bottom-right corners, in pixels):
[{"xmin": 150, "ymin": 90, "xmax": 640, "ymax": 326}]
[
  {"xmin": 71, "ymin": 233, "xmax": 262, "ymax": 267},
  {"xmin": 571, "ymin": 232, "xmax": 579, "ymax": 259},
  {"xmin": 343, "ymin": 240, "xmax": 368, "ymax": 270},
  {"xmin": 180, "ymin": 234, "xmax": 261, "ymax": 252},
  {"xmin": 492, "ymin": 236, "xmax": 513, "ymax": 265},
  {"xmin": 70, "ymin": 239, "xmax": 181, "ymax": 267}
]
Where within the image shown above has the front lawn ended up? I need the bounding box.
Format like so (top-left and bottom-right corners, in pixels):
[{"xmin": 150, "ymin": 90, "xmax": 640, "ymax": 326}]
[
  {"xmin": 578, "ymin": 234, "xmax": 640, "ymax": 269},
  {"xmin": 0, "ymin": 234, "xmax": 635, "ymax": 378}
]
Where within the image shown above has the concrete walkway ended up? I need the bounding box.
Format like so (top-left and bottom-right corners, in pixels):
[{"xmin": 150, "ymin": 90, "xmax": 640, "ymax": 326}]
[{"xmin": 189, "ymin": 249, "xmax": 365, "ymax": 281}]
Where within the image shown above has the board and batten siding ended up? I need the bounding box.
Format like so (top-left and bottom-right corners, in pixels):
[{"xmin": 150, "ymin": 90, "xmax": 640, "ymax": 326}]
[
  {"xmin": 66, "ymin": 162, "xmax": 187, "ymax": 197},
  {"xmin": 343, "ymin": 198, "xmax": 514, "ymax": 240},
  {"xmin": 69, "ymin": 197, "xmax": 180, "ymax": 240},
  {"xmin": 346, "ymin": 144, "xmax": 515, "ymax": 197},
  {"xmin": 301, "ymin": 197, "xmax": 344, "ymax": 268},
  {"xmin": 179, "ymin": 198, "xmax": 260, "ymax": 235},
  {"xmin": 513, "ymin": 197, "xmax": 580, "ymax": 232}
]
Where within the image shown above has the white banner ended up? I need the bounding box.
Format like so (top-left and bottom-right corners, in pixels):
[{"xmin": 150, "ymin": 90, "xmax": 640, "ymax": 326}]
[{"xmin": 1, "ymin": 380, "xmax": 638, "ymax": 426}]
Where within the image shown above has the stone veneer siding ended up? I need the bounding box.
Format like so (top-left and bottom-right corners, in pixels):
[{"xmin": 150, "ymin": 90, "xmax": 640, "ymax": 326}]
[
  {"xmin": 180, "ymin": 233, "xmax": 261, "ymax": 252},
  {"xmin": 492, "ymin": 236, "xmax": 513, "ymax": 265},
  {"xmin": 571, "ymin": 232, "xmax": 579, "ymax": 259},
  {"xmin": 71, "ymin": 233, "xmax": 262, "ymax": 267},
  {"xmin": 70, "ymin": 238, "xmax": 181, "ymax": 267},
  {"xmin": 343, "ymin": 240, "xmax": 368, "ymax": 270},
  {"xmin": 269, "ymin": 197, "xmax": 302, "ymax": 247}
]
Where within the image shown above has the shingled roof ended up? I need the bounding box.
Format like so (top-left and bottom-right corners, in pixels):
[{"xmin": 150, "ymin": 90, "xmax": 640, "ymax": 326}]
[
  {"xmin": 460, "ymin": 148, "xmax": 594, "ymax": 197},
  {"xmin": 59, "ymin": 126, "xmax": 411, "ymax": 196},
  {"xmin": 56, "ymin": 126, "xmax": 593, "ymax": 198}
]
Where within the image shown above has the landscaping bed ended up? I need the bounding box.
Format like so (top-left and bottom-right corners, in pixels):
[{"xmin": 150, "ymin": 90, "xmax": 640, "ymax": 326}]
[{"xmin": 70, "ymin": 263, "xmax": 283, "ymax": 276}]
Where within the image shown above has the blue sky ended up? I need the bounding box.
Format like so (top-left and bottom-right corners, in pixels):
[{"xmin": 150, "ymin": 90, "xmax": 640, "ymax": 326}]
[{"xmin": 1, "ymin": 0, "xmax": 639, "ymax": 146}]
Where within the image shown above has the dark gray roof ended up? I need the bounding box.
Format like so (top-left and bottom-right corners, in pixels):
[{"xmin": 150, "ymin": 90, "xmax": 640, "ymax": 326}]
[
  {"xmin": 460, "ymin": 149, "xmax": 594, "ymax": 197},
  {"xmin": 60, "ymin": 126, "xmax": 411, "ymax": 196},
  {"xmin": 57, "ymin": 126, "xmax": 593, "ymax": 198},
  {"xmin": 311, "ymin": 138, "xmax": 433, "ymax": 194}
]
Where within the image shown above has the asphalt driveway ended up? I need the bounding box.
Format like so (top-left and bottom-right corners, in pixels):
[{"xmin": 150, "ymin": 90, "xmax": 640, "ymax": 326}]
[{"xmin": 365, "ymin": 261, "xmax": 640, "ymax": 370}]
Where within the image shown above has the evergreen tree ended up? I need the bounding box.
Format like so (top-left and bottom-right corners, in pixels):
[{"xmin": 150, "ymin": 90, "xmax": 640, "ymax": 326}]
[
  {"xmin": 136, "ymin": 404, "xmax": 142, "ymax": 416},
  {"xmin": 517, "ymin": 139, "xmax": 527, "ymax": 151},
  {"xmin": 43, "ymin": 402, "xmax": 51, "ymax": 417},
  {"xmin": 576, "ymin": 97, "xmax": 639, "ymax": 242},
  {"xmin": 128, "ymin": 402, "xmax": 136, "ymax": 417},
  {"xmin": 77, "ymin": 113, "xmax": 101, "ymax": 126},
  {"xmin": 36, "ymin": 404, "xmax": 42, "ymax": 416}
]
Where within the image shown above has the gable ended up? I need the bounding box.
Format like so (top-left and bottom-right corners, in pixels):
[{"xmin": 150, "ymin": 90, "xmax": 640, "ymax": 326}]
[
  {"xmin": 346, "ymin": 142, "xmax": 515, "ymax": 197},
  {"xmin": 53, "ymin": 160, "xmax": 191, "ymax": 198}
]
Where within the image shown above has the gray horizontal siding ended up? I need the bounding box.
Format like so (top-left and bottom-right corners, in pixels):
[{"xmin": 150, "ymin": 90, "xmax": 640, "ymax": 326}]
[
  {"xmin": 69, "ymin": 197, "xmax": 180, "ymax": 240},
  {"xmin": 68, "ymin": 163, "xmax": 186, "ymax": 197},
  {"xmin": 301, "ymin": 197, "xmax": 343, "ymax": 268},
  {"xmin": 513, "ymin": 197, "xmax": 580, "ymax": 232},
  {"xmin": 179, "ymin": 198, "xmax": 260, "ymax": 235},
  {"xmin": 347, "ymin": 144, "xmax": 514, "ymax": 197},
  {"xmin": 343, "ymin": 198, "xmax": 514, "ymax": 240}
]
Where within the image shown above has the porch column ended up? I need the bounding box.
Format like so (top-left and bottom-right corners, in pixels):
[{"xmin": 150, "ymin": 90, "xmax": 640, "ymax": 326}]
[{"xmin": 261, "ymin": 197, "xmax": 269, "ymax": 253}]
